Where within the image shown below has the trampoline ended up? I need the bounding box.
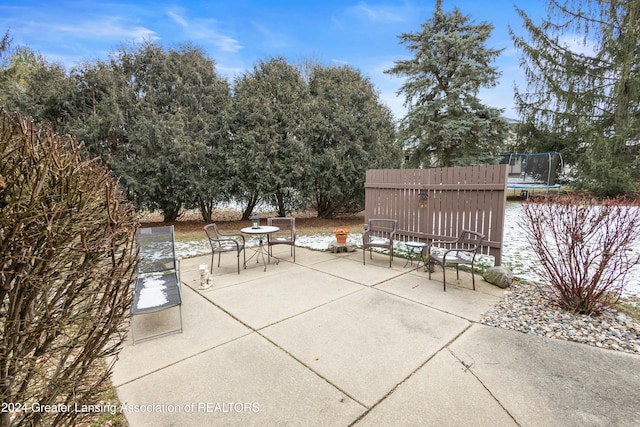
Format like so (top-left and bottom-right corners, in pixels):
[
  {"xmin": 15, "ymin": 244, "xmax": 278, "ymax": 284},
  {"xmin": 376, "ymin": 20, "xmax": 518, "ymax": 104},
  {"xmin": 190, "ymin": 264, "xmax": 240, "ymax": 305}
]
[{"xmin": 498, "ymin": 152, "xmax": 564, "ymax": 197}]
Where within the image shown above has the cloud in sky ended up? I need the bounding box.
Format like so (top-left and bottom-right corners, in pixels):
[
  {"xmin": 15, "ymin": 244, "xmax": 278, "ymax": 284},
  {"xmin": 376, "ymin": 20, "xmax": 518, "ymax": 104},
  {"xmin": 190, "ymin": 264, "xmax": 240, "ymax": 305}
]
[
  {"xmin": 166, "ymin": 8, "xmax": 242, "ymax": 53},
  {"xmin": 167, "ymin": 10, "xmax": 189, "ymax": 27},
  {"xmin": 345, "ymin": 2, "xmax": 409, "ymax": 23},
  {"xmin": 54, "ymin": 20, "xmax": 158, "ymax": 43}
]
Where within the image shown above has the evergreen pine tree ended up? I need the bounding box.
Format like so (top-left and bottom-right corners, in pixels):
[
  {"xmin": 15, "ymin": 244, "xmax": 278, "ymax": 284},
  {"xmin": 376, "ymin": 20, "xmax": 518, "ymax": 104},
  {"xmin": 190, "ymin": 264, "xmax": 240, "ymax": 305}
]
[{"xmin": 385, "ymin": 0, "xmax": 507, "ymax": 167}]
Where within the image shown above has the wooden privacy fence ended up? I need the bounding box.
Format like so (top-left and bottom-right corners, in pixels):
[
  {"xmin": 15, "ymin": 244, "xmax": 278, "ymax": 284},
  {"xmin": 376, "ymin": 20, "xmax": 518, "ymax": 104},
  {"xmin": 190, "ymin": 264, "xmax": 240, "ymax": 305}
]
[{"xmin": 364, "ymin": 164, "xmax": 508, "ymax": 265}]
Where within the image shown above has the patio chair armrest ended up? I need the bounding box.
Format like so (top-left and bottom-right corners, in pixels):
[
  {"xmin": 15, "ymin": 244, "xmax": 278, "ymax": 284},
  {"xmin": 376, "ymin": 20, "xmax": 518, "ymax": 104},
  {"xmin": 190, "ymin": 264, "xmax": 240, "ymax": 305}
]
[
  {"xmin": 214, "ymin": 237, "xmax": 245, "ymax": 248},
  {"xmin": 439, "ymin": 247, "xmax": 478, "ymax": 262},
  {"xmin": 218, "ymin": 234, "xmax": 245, "ymax": 243},
  {"xmin": 451, "ymin": 243, "xmax": 479, "ymax": 252},
  {"xmin": 427, "ymin": 240, "xmax": 460, "ymax": 257},
  {"xmin": 428, "ymin": 239, "xmax": 458, "ymax": 251}
]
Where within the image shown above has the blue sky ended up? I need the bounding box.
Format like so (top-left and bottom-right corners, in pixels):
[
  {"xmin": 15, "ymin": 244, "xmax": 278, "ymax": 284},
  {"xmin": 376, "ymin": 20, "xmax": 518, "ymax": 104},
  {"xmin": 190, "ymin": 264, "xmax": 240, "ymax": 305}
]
[{"xmin": 0, "ymin": 0, "xmax": 548, "ymax": 121}]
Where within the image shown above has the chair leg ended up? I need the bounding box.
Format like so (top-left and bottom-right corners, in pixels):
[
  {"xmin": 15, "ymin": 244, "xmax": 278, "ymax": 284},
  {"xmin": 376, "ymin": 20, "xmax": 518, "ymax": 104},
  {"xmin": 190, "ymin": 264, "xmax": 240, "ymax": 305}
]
[
  {"xmin": 443, "ymin": 267, "xmax": 447, "ymax": 292},
  {"xmin": 218, "ymin": 251, "xmax": 222, "ymax": 268},
  {"xmin": 236, "ymin": 252, "xmax": 240, "ymax": 274},
  {"xmin": 471, "ymin": 262, "xmax": 476, "ymax": 290}
]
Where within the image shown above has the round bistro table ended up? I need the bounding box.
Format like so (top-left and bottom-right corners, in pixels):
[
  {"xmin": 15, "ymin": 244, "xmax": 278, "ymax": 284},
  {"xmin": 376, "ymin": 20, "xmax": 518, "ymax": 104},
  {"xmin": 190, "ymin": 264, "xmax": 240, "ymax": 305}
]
[{"xmin": 241, "ymin": 226, "xmax": 280, "ymax": 272}]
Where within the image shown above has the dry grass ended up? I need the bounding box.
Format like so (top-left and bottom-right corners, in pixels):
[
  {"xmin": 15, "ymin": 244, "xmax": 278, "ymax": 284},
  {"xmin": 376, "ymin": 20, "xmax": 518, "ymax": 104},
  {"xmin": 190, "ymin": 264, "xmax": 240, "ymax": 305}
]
[{"xmin": 619, "ymin": 296, "xmax": 640, "ymax": 321}]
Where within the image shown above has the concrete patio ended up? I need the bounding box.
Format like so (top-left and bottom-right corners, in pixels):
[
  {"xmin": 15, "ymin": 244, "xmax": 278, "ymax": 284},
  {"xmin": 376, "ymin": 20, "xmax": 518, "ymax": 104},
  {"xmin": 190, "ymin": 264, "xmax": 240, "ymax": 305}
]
[{"xmin": 112, "ymin": 245, "xmax": 640, "ymax": 426}]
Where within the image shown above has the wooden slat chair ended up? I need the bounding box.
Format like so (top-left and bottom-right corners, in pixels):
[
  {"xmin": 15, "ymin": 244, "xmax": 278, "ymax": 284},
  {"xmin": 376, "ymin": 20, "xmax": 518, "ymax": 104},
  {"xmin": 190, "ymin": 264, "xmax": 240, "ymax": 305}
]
[
  {"xmin": 132, "ymin": 225, "xmax": 183, "ymax": 344},
  {"xmin": 204, "ymin": 223, "xmax": 246, "ymax": 274},
  {"xmin": 427, "ymin": 230, "xmax": 485, "ymax": 291},
  {"xmin": 267, "ymin": 217, "xmax": 296, "ymax": 262},
  {"xmin": 362, "ymin": 219, "xmax": 397, "ymax": 267}
]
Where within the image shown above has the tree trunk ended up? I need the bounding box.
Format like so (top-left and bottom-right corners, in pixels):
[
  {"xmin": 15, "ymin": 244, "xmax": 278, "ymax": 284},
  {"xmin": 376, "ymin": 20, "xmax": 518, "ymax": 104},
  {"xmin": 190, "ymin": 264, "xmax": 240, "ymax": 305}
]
[
  {"xmin": 162, "ymin": 203, "xmax": 182, "ymax": 223},
  {"xmin": 241, "ymin": 191, "xmax": 260, "ymax": 220},
  {"xmin": 275, "ymin": 189, "xmax": 286, "ymax": 217},
  {"xmin": 199, "ymin": 198, "xmax": 214, "ymax": 222},
  {"xmin": 316, "ymin": 194, "xmax": 335, "ymax": 218}
]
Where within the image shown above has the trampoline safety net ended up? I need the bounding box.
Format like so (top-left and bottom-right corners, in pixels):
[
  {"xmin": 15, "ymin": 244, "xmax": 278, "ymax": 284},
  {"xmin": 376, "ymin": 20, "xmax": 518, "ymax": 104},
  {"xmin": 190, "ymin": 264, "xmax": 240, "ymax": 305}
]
[{"xmin": 498, "ymin": 152, "xmax": 563, "ymax": 188}]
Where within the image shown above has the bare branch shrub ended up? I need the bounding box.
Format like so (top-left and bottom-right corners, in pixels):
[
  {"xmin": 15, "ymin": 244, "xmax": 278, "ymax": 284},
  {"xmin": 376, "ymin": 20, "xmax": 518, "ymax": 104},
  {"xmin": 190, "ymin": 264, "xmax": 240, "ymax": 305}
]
[
  {"xmin": 0, "ymin": 109, "xmax": 138, "ymax": 426},
  {"xmin": 521, "ymin": 195, "xmax": 640, "ymax": 314}
]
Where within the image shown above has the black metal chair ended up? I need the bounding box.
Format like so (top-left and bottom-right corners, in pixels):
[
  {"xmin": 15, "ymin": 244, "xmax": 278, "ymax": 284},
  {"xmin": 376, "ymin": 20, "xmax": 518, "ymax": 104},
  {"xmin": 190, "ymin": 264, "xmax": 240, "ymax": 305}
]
[
  {"xmin": 362, "ymin": 219, "xmax": 397, "ymax": 267},
  {"xmin": 427, "ymin": 230, "xmax": 484, "ymax": 291},
  {"xmin": 132, "ymin": 225, "xmax": 183, "ymax": 344},
  {"xmin": 204, "ymin": 223, "xmax": 246, "ymax": 274},
  {"xmin": 267, "ymin": 217, "xmax": 296, "ymax": 262}
]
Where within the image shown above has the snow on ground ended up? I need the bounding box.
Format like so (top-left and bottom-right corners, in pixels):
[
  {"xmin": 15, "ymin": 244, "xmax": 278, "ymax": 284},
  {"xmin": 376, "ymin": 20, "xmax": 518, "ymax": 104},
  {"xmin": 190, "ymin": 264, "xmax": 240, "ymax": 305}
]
[{"xmin": 175, "ymin": 202, "xmax": 640, "ymax": 298}]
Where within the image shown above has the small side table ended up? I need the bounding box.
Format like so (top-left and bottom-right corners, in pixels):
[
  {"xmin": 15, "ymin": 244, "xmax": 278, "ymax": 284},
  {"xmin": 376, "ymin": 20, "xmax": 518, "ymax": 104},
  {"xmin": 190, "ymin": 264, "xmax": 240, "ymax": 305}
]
[{"xmin": 404, "ymin": 241, "xmax": 428, "ymax": 271}]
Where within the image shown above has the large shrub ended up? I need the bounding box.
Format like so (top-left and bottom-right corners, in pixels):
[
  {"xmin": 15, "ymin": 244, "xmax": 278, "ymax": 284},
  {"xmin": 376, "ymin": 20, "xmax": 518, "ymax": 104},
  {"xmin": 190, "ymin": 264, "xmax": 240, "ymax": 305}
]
[
  {"xmin": 0, "ymin": 110, "xmax": 138, "ymax": 426},
  {"xmin": 521, "ymin": 195, "xmax": 640, "ymax": 314}
]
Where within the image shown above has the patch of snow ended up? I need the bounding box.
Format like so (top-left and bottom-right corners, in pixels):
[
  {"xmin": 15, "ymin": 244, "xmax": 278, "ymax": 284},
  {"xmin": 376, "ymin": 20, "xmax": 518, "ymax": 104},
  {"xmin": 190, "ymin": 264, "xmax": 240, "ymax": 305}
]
[{"xmin": 137, "ymin": 275, "xmax": 169, "ymax": 309}]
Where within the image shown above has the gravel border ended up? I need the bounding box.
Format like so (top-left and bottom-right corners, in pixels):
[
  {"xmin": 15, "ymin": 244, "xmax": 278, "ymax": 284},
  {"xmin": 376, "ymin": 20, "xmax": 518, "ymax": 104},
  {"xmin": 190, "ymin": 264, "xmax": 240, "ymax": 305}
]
[{"xmin": 480, "ymin": 281, "xmax": 640, "ymax": 354}]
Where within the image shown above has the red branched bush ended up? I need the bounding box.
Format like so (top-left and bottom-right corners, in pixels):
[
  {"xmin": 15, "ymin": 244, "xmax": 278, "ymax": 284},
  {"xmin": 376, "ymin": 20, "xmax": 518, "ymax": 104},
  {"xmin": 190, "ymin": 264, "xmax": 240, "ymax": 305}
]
[{"xmin": 521, "ymin": 195, "xmax": 640, "ymax": 314}]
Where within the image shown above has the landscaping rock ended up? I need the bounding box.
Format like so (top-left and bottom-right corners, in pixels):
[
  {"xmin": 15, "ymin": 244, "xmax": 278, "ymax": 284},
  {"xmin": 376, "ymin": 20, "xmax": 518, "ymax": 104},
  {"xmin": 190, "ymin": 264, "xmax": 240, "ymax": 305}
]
[
  {"xmin": 483, "ymin": 266, "xmax": 513, "ymax": 289},
  {"xmin": 328, "ymin": 242, "xmax": 357, "ymax": 253}
]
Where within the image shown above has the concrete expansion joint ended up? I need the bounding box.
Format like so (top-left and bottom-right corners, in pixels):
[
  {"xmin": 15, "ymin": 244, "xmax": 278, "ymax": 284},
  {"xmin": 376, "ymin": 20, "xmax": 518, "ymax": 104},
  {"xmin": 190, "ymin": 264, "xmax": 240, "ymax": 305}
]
[
  {"xmin": 255, "ymin": 330, "xmax": 368, "ymax": 411},
  {"xmin": 447, "ymin": 346, "xmax": 522, "ymax": 426}
]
